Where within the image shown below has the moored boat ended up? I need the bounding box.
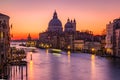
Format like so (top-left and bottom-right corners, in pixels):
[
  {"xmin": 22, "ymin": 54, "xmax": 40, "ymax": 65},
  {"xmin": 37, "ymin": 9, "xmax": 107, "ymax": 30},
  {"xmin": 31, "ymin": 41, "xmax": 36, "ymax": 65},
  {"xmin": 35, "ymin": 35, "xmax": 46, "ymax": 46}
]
[{"xmin": 48, "ymin": 49, "xmax": 62, "ymax": 53}]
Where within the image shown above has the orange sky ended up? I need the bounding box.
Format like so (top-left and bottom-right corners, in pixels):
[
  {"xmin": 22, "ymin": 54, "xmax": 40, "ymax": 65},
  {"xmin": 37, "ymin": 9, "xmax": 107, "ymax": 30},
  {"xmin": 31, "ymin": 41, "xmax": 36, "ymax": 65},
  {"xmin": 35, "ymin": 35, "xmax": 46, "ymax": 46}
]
[{"xmin": 0, "ymin": 0, "xmax": 120, "ymax": 40}]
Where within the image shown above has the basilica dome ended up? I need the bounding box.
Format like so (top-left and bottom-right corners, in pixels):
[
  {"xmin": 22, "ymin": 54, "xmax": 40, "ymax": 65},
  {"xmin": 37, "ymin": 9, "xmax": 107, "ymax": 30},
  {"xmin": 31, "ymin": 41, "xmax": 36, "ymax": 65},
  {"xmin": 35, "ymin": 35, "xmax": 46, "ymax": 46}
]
[
  {"xmin": 65, "ymin": 19, "xmax": 73, "ymax": 28},
  {"xmin": 64, "ymin": 19, "xmax": 75, "ymax": 32},
  {"xmin": 48, "ymin": 11, "xmax": 63, "ymax": 32}
]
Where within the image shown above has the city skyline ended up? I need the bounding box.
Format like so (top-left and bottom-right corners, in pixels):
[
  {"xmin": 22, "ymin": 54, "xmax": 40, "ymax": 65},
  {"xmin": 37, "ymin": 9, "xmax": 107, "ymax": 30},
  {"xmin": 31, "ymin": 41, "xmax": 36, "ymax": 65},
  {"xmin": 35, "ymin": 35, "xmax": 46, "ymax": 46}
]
[{"xmin": 0, "ymin": 0, "xmax": 120, "ymax": 40}]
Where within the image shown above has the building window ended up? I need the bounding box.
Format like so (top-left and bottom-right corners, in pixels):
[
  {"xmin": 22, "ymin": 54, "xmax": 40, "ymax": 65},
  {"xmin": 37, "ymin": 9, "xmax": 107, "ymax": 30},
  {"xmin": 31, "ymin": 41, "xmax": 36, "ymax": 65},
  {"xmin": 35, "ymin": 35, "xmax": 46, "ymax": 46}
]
[
  {"xmin": 2, "ymin": 21, "xmax": 7, "ymax": 29},
  {"xmin": 0, "ymin": 43, "xmax": 4, "ymax": 51},
  {"xmin": 0, "ymin": 31, "xmax": 4, "ymax": 39}
]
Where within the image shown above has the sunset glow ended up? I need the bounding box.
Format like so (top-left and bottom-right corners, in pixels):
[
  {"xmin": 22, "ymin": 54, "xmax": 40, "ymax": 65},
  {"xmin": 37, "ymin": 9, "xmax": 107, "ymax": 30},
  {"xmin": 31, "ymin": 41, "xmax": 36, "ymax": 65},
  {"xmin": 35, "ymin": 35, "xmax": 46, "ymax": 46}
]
[{"xmin": 0, "ymin": 0, "xmax": 120, "ymax": 40}]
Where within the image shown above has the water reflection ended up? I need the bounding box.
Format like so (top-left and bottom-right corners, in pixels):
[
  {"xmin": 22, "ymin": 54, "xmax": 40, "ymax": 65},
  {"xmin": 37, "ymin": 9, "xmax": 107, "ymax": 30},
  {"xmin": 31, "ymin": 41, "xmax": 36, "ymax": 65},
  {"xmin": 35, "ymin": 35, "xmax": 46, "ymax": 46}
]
[
  {"xmin": 91, "ymin": 54, "xmax": 96, "ymax": 80},
  {"xmin": 9, "ymin": 42, "xmax": 120, "ymax": 80},
  {"xmin": 46, "ymin": 49, "xmax": 49, "ymax": 55},
  {"xmin": 10, "ymin": 65, "xmax": 27, "ymax": 80},
  {"xmin": 28, "ymin": 60, "xmax": 34, "ymax": 80},
  {"xmin": 30, "ymin": 52, "xmax": 33, "ymax": 60},
  {"xmin": 67, "ymin": 51, "xmax": 71, "ymax": 63}
]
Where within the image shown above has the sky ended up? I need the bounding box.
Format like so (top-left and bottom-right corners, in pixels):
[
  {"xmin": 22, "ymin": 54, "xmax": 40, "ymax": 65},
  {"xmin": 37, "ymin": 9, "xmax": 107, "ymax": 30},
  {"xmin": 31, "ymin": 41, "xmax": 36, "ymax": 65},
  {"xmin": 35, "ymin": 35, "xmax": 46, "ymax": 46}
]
[{"xmin": 0, "ymin": 0, "xmax": 120, "ymax": 40}]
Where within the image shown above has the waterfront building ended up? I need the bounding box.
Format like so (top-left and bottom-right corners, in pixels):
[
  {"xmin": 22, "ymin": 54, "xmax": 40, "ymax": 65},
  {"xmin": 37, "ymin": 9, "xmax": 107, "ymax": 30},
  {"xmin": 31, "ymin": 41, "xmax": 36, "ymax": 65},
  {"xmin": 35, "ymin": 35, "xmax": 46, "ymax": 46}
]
[
  {"xmin": 115, "ymin": 29, "xmax": 120, "ymax": 57},
  {"xmin": 39, "ymin": 11, "xmax": 76, "ymax": 49},
  {"xmin": 39, "ymin": 11, "xmax": 103, "ymax": 52},
  {"xmin": 84, "ymin": 41, "xmax": 101, "ymax": 53},
  {"xmin": 26, "ymin": 34, "xmax": 36, "ymax": 47},
  {"xmin": 105, "ymin": 21, "xmax": 114, "ymax": 55},
  {"xmin": 105, "ymin": 18, "xmax": 120, "ymax": 57},
  {"xmin": 0, "ymin": 13, "xmax": 10, "ymax": 79},
  {"xmin": 74, "ymin": 40, "xmax": 84, "ymax": 51}
]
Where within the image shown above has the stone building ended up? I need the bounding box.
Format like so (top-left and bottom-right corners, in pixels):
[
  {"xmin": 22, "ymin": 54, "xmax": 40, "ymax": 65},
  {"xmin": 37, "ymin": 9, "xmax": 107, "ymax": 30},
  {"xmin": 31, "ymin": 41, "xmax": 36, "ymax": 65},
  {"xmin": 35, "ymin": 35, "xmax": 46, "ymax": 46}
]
[
  {"xmin": 105, "ymin": 21, "xmax": 114, "ymax": 55},
  {"xmin": 39, "ymin": 11, "xmax": 102, "ymax": 52},
  {"xmin": 0, "ymin": 13, "xmax": 10, "ymax": 79},
  {"xmin": 105, "ymin": 18, "xmax": 120, "ymax": 57}
]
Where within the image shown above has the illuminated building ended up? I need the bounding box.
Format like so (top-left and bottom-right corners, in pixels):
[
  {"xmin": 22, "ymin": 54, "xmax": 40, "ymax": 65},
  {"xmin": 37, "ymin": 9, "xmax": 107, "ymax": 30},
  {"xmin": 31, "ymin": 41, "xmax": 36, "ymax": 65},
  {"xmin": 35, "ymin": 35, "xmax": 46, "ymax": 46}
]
[
  {"xmin": 106, "ymin": 18, "xmax": 120, "ymax": 57},
  {"xmin": 115, "ymin": 29, "xmax": 120, "ymax": 57},
  {"xmin": 74, "ymin": 40, "xmax": 84, "ymax": 51},
  {"xmin": 39, "ymin": 11, "xmax": 102, "ymax": 52},
  {"xmin": 105, "ymin": 21, "xmax": 114, "ymax": 55},
  {"xmin": 84, "ymin": 42, "xmax": 101, "ymax": 53},
  {"xmin": 26, "ymin": 34, "xmax": 36, "ymax": 47}
]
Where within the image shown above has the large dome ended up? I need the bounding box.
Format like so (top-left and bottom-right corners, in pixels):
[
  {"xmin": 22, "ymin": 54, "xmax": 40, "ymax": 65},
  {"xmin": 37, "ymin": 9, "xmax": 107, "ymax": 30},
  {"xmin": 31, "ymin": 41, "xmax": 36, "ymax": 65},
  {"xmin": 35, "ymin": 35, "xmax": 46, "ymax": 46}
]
[
  {"xmin": 49, "ymin": 19, "xmax": 62, "ymax": 26},
  {"xmin": 48, "ymin": 11, "xmax": 63, "ymax": 32}
]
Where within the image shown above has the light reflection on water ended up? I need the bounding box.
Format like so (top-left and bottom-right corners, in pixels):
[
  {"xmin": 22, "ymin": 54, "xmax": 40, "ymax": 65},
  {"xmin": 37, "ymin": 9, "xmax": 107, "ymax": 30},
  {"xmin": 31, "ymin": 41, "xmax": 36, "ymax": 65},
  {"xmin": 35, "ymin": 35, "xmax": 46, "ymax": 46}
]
[
  {"xmin": 67, "ymin": 51, "xmax": 71, "ymax": 63},
  {"xmin": 91, "ymin": 54, "xmax": 96, "ymax": 80},
  {"xmin": 28, "ymin": 60, "xmax": 34, "ymax": 80},
  {"xmin": 10, "ymin": 42, "xmax": 120, "ymax": 80}
]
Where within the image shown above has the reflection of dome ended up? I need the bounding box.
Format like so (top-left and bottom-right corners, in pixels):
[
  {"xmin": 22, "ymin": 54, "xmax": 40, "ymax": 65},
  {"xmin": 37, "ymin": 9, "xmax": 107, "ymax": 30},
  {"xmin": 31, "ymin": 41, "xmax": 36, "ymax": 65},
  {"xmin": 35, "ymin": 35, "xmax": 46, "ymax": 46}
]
[{"xmin": 48, "ymin": 11, "xmax": 63, "ymax": 32}]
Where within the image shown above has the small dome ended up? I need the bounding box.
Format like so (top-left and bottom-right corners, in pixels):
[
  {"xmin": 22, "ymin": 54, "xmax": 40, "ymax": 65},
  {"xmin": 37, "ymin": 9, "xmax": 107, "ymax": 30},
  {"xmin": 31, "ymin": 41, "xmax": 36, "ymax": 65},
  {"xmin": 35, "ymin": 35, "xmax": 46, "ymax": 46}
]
[{"xmin": 65, "ymin": 20, "xmax": 73, "ymax": 28}]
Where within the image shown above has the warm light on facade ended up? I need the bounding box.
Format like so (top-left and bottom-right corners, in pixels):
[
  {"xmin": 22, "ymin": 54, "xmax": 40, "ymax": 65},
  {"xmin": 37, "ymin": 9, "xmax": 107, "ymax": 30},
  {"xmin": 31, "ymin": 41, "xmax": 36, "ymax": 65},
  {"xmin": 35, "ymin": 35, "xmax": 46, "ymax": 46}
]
[
  {"xmin": 91, "ymin": 48, "xmax": 95, "ymax": 52},
  {"xmin": 0, "ymin": 32, "xmax": 3, "ymax": 39},
  {"xmin": 68, "ymin": 45, "xmax": 71, "ymax": 49},
  {"xmin": 106, "ymin": 48, "xmax": 112, "ymax": 53}
]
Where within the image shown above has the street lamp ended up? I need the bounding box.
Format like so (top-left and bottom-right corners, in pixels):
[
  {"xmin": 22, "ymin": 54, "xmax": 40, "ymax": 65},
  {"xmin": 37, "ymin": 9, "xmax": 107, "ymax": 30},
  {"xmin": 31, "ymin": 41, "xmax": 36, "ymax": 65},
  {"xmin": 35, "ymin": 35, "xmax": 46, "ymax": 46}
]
[
  {"xmin": 30, "ymin": 52, "xmax": 32, "ymax": 60},
  {"xmin": 91, "ymin": 48, "xmax": 95, "ymax": 54}
]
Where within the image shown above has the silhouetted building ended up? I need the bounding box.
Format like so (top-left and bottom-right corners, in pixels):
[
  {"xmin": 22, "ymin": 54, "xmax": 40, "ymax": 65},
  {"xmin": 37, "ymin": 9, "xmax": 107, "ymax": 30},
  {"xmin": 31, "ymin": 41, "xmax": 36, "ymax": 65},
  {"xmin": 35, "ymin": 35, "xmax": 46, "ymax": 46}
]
[
  {"xmin": 48, "ymin": 11, "xmax": 63, "ymax": 33},
  {"xmin": 115, "ymin": 29, "xmax": 120, "ymax": 57},
  {"xmin": 0, "ymin": 13, "xmax": 10, "ymax": 79},
  {"xmin": 39, "ymin": 11, "xmax": 102, "ymax": 52},
  {"xmin": 64, "ymin": 18, "xmax": 76, "ymax": 32},
  {"xmin": 27, "ymin": 33, "xmax": 31, "ymax": 41}
]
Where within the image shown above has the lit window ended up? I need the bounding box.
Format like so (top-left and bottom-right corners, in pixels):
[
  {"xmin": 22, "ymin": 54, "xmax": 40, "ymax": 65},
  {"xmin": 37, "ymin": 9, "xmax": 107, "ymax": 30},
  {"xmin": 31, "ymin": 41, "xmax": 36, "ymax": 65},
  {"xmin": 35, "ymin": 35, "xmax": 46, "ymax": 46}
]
[{"xmin": 0, "ymin": 31, "xmax": 3, "ymax": 39}]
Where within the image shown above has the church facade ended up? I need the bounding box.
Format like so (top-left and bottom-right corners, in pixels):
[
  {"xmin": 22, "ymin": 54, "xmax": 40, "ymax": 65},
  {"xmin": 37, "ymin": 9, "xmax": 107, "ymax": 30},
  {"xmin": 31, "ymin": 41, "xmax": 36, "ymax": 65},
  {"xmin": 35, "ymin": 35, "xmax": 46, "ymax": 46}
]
[
  {"xmin": 39, "ymin": 11, "xmax": 76, "ymax": 50},
  {"xmin": 38, "ymin": 11, "xmax": 100, "ymax": 52}
]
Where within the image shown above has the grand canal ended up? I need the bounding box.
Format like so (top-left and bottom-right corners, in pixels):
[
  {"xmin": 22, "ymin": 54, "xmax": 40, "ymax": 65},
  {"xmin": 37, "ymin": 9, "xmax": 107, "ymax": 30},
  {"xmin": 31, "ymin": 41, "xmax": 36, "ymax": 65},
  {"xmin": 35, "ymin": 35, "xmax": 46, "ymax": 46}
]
[{"xmin": 9, "ymin": 42, "xmax": 120, "ymax": 80}]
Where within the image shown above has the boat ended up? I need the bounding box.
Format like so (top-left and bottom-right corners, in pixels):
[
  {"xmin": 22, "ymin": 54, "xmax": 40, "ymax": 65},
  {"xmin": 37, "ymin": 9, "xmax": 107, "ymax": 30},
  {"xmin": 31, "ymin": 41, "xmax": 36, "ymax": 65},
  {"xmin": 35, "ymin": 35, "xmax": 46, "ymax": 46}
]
[{"xmin": 48, "ymin": 49, "xmax": 62, "ymax": 53}]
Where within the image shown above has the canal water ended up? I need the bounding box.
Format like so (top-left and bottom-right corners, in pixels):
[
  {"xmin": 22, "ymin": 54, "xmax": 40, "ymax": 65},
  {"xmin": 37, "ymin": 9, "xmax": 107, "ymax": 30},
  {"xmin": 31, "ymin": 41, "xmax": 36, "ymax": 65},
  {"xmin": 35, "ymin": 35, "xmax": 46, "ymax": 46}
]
[{"xmin": 10, "ymin": 42, "xmax": 120, "ymax": 80}]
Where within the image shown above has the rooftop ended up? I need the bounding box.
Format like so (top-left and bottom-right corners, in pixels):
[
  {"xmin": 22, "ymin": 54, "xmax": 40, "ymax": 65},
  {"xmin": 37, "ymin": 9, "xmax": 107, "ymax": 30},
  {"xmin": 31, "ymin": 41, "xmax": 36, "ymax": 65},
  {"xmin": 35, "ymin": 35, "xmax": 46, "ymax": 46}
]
[{"xmin": 0, "ymin": 13, "xmax": 10, "ymax": 18}]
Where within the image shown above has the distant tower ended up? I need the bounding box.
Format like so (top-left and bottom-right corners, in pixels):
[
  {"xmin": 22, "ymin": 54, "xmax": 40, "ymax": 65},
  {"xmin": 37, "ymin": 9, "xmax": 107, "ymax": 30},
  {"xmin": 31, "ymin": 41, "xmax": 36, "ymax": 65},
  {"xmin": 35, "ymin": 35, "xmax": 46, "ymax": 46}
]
[
  {"xmin": 72, "ymin": 19, "xmax": 76, "ymax": 32},
  {"xmin": 28, "ymin": 33, "xmax": 31, "ymax": 41}
]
